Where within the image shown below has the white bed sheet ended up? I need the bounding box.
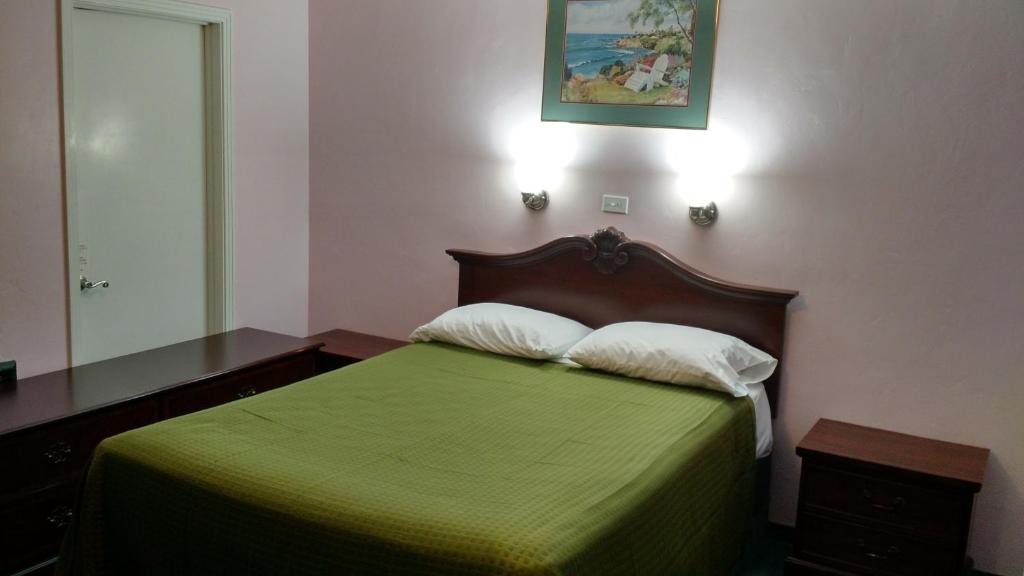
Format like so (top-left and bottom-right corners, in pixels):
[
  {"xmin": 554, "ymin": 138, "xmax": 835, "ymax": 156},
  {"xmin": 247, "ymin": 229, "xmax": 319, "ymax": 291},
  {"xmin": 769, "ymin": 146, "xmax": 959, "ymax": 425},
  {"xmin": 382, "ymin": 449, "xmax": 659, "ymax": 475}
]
[{"xmin": 746, "ymin": 381, "xmax": 774, "ymax": 459}]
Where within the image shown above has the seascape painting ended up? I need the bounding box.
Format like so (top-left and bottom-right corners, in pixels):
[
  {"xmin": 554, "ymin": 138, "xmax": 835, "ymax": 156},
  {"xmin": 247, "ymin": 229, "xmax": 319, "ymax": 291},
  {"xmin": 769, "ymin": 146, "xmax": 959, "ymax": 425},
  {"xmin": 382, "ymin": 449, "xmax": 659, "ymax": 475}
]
[
  {"xmin": 562, "ymin": 0, "xmax": 697, "ymax": 107},
  {"xmin": 542, "ymin": 0, "xmax": 718, "ymax": 128}
]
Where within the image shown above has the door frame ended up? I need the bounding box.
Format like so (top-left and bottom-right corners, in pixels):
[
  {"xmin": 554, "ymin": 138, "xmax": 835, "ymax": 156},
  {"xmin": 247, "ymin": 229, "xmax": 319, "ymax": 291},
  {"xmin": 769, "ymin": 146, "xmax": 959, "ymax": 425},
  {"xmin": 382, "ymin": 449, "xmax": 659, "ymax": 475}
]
[{"xmin": 60, "ymin": 0, "xmax": 234, "ymax": 365}]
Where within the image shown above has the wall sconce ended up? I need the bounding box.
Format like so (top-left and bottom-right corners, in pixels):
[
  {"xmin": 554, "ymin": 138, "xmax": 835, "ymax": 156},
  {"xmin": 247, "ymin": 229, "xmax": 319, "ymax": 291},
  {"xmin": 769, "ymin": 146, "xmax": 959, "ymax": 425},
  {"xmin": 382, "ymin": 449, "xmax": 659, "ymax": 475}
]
[
  {"xmin": 510, "ymin": 122, "xmax": 576, "ymax": 211},
  {"xmin": 688, "ymin": 202, "xmax": 718, "ymax": 226},
  {"xmin": 665, "ymin": 123, "xmax": 748, "ymax": 227},
  {"xmin": 521, "ymin": 190, "xmax": 549, "ymax": 211},
  {"xmin": 678, "ymin": 174, "xmax": 731, "ymax": 227},
  {"xmin": 515, "ymin": 160, "xmax": 559, "ymax": 211}
]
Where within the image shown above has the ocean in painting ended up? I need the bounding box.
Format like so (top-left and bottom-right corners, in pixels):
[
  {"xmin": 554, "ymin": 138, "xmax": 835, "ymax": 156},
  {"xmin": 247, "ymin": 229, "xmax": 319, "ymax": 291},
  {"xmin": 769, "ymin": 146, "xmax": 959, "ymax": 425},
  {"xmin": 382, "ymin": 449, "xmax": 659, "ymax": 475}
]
[{"xmin": 564, "ymin": 33, "xmax": 652, "ymax": 78}]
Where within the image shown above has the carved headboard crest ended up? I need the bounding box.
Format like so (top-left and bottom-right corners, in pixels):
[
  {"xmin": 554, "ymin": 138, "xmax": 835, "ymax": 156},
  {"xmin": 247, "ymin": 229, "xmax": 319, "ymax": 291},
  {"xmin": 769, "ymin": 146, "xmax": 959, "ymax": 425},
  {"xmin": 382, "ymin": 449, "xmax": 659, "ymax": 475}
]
[{"xmin": 583, "ymin": 227, "xmax": 631, "ymax": 275}]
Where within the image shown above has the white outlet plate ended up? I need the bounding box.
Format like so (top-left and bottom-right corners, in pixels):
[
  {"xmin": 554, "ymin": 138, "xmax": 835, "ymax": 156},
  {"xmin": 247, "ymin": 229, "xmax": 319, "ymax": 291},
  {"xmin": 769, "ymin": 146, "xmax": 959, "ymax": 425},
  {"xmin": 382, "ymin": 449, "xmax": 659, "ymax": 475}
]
[{"xmin": 602, "ymin": 195, "xmax": 629, "ymax": 215}]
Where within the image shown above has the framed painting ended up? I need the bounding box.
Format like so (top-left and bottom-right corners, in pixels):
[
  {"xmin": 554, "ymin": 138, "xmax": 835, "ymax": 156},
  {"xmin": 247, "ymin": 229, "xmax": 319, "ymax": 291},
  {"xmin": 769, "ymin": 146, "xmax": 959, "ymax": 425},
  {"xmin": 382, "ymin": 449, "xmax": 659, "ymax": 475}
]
[{"xmin": 541, "ymin": 0, "xmax": 720, "ymax": 129}]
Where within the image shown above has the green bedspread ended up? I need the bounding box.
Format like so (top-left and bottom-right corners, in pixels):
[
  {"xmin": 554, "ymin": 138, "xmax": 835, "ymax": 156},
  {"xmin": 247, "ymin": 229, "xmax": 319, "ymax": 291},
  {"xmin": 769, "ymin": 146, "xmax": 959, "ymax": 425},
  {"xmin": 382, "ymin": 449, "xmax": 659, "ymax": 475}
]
[{"xmin": 60, "ymin": 343, "xmax": 756, "ymax": 576}]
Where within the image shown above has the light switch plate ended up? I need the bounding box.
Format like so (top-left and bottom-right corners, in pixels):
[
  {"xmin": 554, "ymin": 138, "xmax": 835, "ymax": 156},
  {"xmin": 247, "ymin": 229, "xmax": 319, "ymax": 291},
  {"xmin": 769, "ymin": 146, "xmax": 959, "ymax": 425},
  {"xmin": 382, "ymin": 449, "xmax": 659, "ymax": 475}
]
[
  {"xmin": 78, "ymin": 243, "xmax": 88, "ymax": 274},
  {"xmin": 602, "ymin": 195, "xmax": 629, "ymax": 215}
]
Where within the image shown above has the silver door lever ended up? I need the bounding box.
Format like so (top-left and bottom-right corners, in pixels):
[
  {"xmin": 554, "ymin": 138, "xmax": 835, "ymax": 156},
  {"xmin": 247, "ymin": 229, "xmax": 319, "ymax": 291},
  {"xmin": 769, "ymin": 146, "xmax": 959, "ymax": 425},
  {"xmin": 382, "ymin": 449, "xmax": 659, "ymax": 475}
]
[{"xmin": 80, "ymin": 276, "xmax": 110, "ymax": 291}]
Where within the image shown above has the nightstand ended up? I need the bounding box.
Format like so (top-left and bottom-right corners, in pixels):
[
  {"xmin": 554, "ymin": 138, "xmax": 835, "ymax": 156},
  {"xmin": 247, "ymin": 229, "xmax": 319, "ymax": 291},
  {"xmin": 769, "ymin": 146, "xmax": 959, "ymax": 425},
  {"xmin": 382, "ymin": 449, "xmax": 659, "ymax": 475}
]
[
  {"xmin": 785, "ymin": 419, "xmax": 989, "ymax": 576},
  {"xmin": 309, "ymin": 329, "xmax": 408, "ymax": 373}
]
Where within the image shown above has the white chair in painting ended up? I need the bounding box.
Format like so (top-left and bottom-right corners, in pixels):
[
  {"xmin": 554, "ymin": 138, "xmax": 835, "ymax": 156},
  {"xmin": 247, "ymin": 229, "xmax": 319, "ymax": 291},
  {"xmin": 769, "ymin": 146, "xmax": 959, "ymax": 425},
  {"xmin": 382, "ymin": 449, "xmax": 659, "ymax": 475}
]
[{"xmin": 625, "ymin": 54, "xmax": 670, "ymax": 93}]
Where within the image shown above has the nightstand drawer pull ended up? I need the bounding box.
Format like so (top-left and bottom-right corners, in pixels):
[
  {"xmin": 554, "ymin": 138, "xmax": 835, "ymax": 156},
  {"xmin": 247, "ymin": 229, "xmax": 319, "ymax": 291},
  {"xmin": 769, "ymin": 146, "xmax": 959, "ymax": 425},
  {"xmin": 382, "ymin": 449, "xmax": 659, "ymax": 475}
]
[
  {"xmin": 44, "ymin": 441, "xmax": 72, "ymax": 465},
  {"xmin": 861, "ymin": 488, "xmax": 905, "ymax": 513},
  {"xmin": 47, "ymin": 505, "xmax": 74, "ymax": 528},
  {"xmin": 236, "ymin": 387, "xmax": 257, "ymax": 399},
  {"xmin": 857, "ymin": 539, "xmax": 900, "ymax": 562}
]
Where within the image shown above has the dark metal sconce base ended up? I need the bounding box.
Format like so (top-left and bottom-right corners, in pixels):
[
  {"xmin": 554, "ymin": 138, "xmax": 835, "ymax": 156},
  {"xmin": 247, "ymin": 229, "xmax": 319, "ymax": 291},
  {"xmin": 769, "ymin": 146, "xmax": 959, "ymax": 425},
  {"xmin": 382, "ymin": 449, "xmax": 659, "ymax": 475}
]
[
  {"xmin": 688, "ymin": 202, "xmax": 717, "ymax": 226},
  {"xmin": 521, "ymin": 191, "xmax": 549, "ymax": 211}
]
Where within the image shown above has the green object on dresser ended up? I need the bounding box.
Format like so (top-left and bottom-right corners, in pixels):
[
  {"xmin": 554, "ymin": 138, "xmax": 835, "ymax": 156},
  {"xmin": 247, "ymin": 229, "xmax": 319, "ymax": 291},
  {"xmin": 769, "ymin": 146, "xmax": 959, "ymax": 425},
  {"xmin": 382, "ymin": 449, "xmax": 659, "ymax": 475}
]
[
  {"xmin": 59, "ymin": 343, "xmax": 757, "ymax": 576},
  {"xmin": 0, "ymin": 359, "xmax": 15, "ymax": 385}
]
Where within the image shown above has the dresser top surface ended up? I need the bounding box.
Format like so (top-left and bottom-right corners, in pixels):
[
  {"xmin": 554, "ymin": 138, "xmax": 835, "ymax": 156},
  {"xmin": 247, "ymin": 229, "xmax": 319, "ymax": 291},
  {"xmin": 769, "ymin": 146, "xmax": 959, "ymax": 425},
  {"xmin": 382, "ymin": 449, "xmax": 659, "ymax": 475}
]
[
  {"xmin": 797, "ymin": 418, "xmax": 989, "ymax": 490},
  {"xmin": 0, "ymin": 328, "xmax": 322, "ymax": 437}
]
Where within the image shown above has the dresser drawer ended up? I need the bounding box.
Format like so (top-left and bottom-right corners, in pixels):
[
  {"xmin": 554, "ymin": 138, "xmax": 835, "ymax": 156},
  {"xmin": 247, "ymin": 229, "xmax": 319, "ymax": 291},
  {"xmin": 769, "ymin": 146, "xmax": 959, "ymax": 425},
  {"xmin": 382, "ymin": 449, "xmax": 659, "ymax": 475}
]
[
  {"xmin": 163, "ymin": 352, "xmax": 317, "ymax": 417},
  {"xmin": 801, "ymin": 463, "xmax": 968, "ymax": 539},
  {"xmin": 797, "ymin": 513, "xmax": 960, "ymax": 576},
  {"xmin": 0, "ymin": 483, "xmax": 76, "ymax": 575},
  {"xmin": 0, "ymin": 401, "xmax": 158, "ymax": 498}
]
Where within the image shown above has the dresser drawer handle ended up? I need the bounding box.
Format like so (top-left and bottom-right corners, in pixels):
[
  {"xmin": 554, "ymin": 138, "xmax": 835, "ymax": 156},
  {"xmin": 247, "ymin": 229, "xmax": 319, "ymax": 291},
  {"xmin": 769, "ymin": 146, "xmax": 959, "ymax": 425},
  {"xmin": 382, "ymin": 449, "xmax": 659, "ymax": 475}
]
[
  {"xmin": 47, "ymin": 505, "xmax": 74, "ymax": 528},
  {"xmin": 236, "ymin": 388, "xmax": 257, "ymax": 399},
  {"xmin": 44, "ymin": 441, "xmax": 72, "ymax": 464},
  {"xmin": 857, "ymin": 539, "xmax": 900, "ymax": 561},
  {"xmin": 861, "ymin": 489, "xmax": 905, "ymax": 513}
]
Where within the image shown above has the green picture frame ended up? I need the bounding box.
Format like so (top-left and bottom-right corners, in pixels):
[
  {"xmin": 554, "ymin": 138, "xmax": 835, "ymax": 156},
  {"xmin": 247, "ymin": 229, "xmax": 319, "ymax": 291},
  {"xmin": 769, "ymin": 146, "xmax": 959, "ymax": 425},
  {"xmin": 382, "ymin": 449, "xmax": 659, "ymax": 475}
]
[{"xmin": 541, "ymin": 0, "xmax": 720, "ymax": 129}]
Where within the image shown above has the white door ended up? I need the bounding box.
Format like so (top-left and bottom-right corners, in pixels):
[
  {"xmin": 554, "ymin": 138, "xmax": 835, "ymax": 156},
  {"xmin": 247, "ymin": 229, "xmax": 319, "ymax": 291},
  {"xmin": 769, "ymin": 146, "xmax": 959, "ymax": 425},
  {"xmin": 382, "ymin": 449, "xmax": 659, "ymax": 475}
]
[{"xmin": 68, "ymin": 8, "xmax": 209, "ymax": 365}]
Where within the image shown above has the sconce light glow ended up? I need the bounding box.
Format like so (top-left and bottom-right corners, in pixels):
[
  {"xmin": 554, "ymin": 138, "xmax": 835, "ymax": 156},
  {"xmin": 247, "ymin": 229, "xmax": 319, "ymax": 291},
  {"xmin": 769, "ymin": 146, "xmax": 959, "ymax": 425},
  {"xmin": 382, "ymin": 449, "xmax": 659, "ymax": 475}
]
[
  {"xmin": 665, "ymin": 122, "xmax": 748, "ymax": 226},
  {"xmin": 664, "ymin": 123, "xmax": 749, "ymax": 177},
  {"xmin": 515, "ymin": 160, "xmax": 563, "ymax": 195},
  {"xmin": 676, "ymin": 173, "xmax": 734, "ymax": 207},
  {"xmin": 510, "ymin": 121, "xmax": 578, "ymax": 168},
  {"xmin": 510, "ymin": 121, "xmax": 577, "ymax": 210}
]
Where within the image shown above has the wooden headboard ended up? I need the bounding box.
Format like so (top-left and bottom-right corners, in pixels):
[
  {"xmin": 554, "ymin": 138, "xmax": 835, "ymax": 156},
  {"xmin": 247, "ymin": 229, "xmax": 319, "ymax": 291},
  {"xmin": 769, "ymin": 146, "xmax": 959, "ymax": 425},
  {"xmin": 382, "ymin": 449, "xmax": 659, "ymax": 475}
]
[{"xmin": 446, "ymin": 227, "xmax": 799, "ymax": 414}]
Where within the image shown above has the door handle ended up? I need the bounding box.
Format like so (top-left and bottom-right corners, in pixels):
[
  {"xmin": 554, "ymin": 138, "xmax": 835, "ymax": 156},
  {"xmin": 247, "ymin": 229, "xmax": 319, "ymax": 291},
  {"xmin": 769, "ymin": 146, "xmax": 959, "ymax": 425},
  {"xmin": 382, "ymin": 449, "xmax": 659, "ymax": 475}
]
[{"xmin": 80, "ymin": 276, "xmax": 110, "ymax": 291}]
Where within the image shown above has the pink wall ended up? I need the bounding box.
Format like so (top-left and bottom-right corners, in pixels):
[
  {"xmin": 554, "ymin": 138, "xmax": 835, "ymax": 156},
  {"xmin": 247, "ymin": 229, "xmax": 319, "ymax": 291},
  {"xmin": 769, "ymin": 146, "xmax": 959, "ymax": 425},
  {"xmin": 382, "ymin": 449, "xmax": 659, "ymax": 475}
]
[
  {"xmin": 0, "ymin": 0, "xmax": 310, "ymax": 377},
  {"xmin": 215, "ymin": 0, "xmax": 310, "ymax": 342},
  {"xmin": 0, "ymin": 1, "xmax": 67, "ymax": 376},
  {"xmin": 309, "ymin": 1, "xmax": 1024, "ymax": 573}
]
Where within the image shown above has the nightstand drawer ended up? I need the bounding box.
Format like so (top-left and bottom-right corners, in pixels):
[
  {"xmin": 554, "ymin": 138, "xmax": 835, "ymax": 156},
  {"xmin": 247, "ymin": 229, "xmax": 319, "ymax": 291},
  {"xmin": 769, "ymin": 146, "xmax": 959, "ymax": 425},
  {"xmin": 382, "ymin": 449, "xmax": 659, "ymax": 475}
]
[
  {"xmin": 798, "ymin": 513, "xmax": 960, "ymax": 576},
  {"xmin": 802, "ymin": 463, "xmax": 967, "ymax": 539},
  {"xmin": 0, "ymin": 483, "xmax": 76, "ymax": 575}
]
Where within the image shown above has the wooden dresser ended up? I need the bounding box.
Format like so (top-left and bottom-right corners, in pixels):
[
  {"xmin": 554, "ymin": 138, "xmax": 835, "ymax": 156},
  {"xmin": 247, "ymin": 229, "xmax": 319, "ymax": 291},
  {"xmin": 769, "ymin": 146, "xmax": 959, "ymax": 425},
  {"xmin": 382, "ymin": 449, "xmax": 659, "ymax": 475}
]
[
  {"xmin": 310, "ymin": 328, "xmax": 408, "ymax": 373},
  {"xmin": 0, "ymin": 328, "xmax": 322, "ymax": 576},
  {"xmin": 785, "ymin": 419, "xmax": 989, "ymax": 576}
]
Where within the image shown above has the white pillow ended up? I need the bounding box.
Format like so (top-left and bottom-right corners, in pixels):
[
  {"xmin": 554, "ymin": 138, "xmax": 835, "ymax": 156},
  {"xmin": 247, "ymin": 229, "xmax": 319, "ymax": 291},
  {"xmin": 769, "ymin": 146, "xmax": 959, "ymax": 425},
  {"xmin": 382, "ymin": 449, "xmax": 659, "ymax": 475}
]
[
  {"xmin": 566, "ymin": 321, "xmax": 777, "ymax": 397},
  {"xmin": 409, "ymin": 303, "xmax": 592, "ymax": 360}
]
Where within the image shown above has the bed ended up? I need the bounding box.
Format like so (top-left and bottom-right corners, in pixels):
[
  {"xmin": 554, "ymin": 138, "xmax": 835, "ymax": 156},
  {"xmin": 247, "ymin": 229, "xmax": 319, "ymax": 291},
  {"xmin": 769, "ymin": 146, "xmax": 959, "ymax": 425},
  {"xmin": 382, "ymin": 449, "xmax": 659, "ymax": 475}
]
[{"xmin": 58, "ymin": 228, "xmax": 797, "ymax": 576}]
